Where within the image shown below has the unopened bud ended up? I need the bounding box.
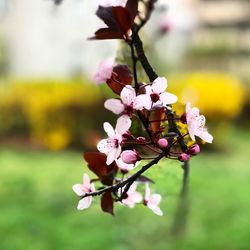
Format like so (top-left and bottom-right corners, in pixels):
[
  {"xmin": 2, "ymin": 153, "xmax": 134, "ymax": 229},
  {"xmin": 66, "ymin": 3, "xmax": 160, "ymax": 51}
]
[
  {"xmin": 187, "ymin": 144, "xmax": 200, "ymax": 155},
  {"xmin": 178, "ymin": 153, "xmax": 190, "ymax": 162},
  {"xmin": 121, "ymin": 150, "xmax": 140, "ymax": 164},
  {"xmin": 122, "ymin": 131, "xmax": 133, "ymax": 141},
  {"xmin": 157, "ymin": 138, "xmax": 168, "ymax": 148}
]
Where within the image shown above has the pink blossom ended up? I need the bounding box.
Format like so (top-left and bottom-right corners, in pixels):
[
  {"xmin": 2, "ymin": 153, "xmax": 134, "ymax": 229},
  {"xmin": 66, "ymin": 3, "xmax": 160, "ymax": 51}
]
[
  {"xmin": 120, "ymin": 150, "xmax": 140, "ymax": 164},
  {"xmin": 178, "ymin": 153, "xmax": 190, "ymax": 162},
  {"xmin": 93, "ymin": 58, "xmax": 114, "ymax": 85},
  {"xmin": 116, "ymin": 156, "xmax": 140, "ymax": 172},
  {"xmin": 145, "ymin": 77, "xmax": 178, "ymax": 109},
  {"xmin": 104, "ymin": 85, "xmax": 151, "ymax": 119},
  {"xmin": 159, "ymin": 15, "xmax": 174, "ymax": 33},
  {"xmin": 186, "ymin": 103, "xmax": 213, "ymax": 143},
  {"xmin": 121, "ymin": 183, "xmax": 143, "ymax": 208},
  {"xmin": 144, "ymin": 184, "xmax": 163, "ymax": 216},
  {"xmin": 157, "ymin": 138, "xmax": 169, "ymax": 148},
  {"xmin": 97, "ymin": 115, "xmax": 131, "ymax": 165},
  {"xmin": 72, "ymin": 174, "xmax": 95, "ymax": 210}
]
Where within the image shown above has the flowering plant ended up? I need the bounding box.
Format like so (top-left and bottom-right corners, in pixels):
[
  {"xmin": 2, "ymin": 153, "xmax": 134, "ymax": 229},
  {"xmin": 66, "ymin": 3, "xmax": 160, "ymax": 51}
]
[{"xmin": 73, "ymin": 0, "xmax": 213, "ymax": 217}]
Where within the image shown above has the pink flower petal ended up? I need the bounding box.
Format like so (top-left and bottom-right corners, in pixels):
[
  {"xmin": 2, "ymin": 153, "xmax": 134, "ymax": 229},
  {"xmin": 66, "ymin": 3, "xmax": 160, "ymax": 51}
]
[
  {"xmin": 199, "ymin": 131, "xmax": 213, "ymax": 143},
  {"xmin": 72, "ymin": 184, "xmax": 85, "ymax": 196},
  {"xmin": 160, "ymin": 92, "xmax": 178, "ymax": 105},
  {"xmin": 83, "ymin": 174, "xmax": 91, "ymax": 187},
  {"xmin": 152, "ymin": 77, "xmax": 167, "ymax": 93},
  {"xmin": 103, "ymin": 122, "xmax": 115, "ymax": 138},
  {"xmin": 97, "ymin": 139, "xmax": 115, "ymax": 154},
  {"xmin": 150, "ymin": 194, "xmax": 162, "ymax": 206},
  {"xmin": 134, "ymin": 94, "xmax": 152, "ymax": 110},
  {"xmin": 104, "ymin": 99, "xmax": 124, "ymax": 114},
  {"xmin": 147, "ymin": 203, "xmax": 163, "ymax": 216},
  {"xmin": 77, "ymin": 196, "xmax": 92, "ymax": 210},
  {"xmin": 120, "ymin": 86, "xmax": 136, "ymax": 105},
  {"xmin": 115, "ymin": 115, "xmax": 132, "ymax": 135},
  {"xmin": 106, "ymin": 147, "xmax": 120, "ymax": 165}
]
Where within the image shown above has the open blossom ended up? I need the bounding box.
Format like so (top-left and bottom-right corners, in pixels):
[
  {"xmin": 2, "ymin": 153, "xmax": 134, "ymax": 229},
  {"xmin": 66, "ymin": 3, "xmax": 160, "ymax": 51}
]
[
  {"xmin": 72, "ymin": 174, "xmax": 95, "ymax": 210},
  {"xmin": 186, "ymin": 103, "xmax": 213, "ymax": 143},
  {"xmin": 93, "ymin": 58, "xmax": 114, "ymax": 85},
  {"xmin": 159, "ymin": 15, "xmax": 174, "ymax": 33},
  {"xmin": 144, "ymin": 184, "xmax": 163, "ymax": 216},
  {"xmin": 145, "ymin": 77, "xmax": 178, "ymax": 109},
  {"xmin": 121, "ymin": 183, "xmax": 143, "ymax": 208},
  {"xmin": 97, "ymin": 115, "xmax": 131, "ymax": 165},
  {"xmin": 104, "ymin": 85, "xmax": 150, "ymax": 119}
]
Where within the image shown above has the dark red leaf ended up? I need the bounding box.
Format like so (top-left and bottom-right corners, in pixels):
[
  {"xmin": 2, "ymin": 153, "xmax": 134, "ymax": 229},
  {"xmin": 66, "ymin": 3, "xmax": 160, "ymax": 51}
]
[
  {"xmin": 113, "ymin": 64, "xmax": 133, "ymax": 85},
  {"xmin": 112, "ymin": 7, "xmax": 132, "ymax": 37},
  {"xmin": 96, "ymin": 6, "xmax": 118, "ymax": 29},
  {"xmin": 83, "ymin": 152, "xmax": 118, "ymax": 185},
  {"xmin": 125, "ymin": 0, "xmax": 139, "ymax": 21},
  {"xmin": 101, "ymin": 191, "xmax": 114, "ymax": 215},
  {"xmin": 89, "ymin": 28, "xmax": 122, "ymax": 40},
  {"xmin": 106, "ymin": 64, "xmax": 133, "ymax": 95}
]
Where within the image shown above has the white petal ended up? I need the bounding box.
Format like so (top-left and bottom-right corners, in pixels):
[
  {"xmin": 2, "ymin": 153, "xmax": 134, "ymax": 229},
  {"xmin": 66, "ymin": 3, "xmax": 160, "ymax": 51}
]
[
  {"xmin": 120, "ymin": 86, "xmax": 136, "ymax": 105},
  {"xmin": 83, "ymin": 174, "xmax": 91, "ymax": 186},
  {"xmin": 188, "ymin": 128, "xmax": 196, "ymax": 142},
  {"xmin": 77, "ymin": 197, "xmax": 92, "ymax": 210},
  {"xmin": 186, "ymin": 102, "xmax": 191, "ymax": 113},
  {"xmin": 104, "ymin": 99, "xmax": 124, "ymax": 114},
  {"xmin": 97, "ymin": 139, "xmax": 115, "ymax": 154},
  {"xmin": 116, "ymin": 158, "xmax": 135, "ymax": 171},
  {"xmin": 160, "ymin": 92, "xmax": 178, "ymax": 105},
  {"xmin": 145, "ymin": 85, "xmax": 153, "ymax": 95},
  {"xmin": 148, "ymin": 204, "xmax": 163, "ymax": 216},
  {"xmin": 150, "ymin": 194, "xmax": 162, "ymax": 206},
  {"xmin": 72, "ymin": 184, "xmax": 85, "ymax": 196},
  {"xmin": 106, "ymin": 148, "xmax": 119, "ymax": 165},
  {"xmin": 134, "ymin": 94, "xmax": 152, "ymax": 110},
  {"xmin": 199, "ymin": 131, "xmax": 213, "ymax": 143},
  {"xmin": 115, "ymin": 115, "xmax": 132, "ymax": 135},
  {"xmin": 152, "ymin": 77, "xmax": 167, "ymax": 93},
  {"xmin": 130, "ymin": 192, "xmax": 143, "ymax": 203},
  {"xmin": 103, "ymin": 122, "xmax": 115, "ymax": 137}
]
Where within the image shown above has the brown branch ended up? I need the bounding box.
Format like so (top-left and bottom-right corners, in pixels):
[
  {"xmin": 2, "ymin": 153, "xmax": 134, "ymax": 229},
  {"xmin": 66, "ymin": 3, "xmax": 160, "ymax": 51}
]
[{"xmin": 80, "ymin": 154, "xmax": 164, "ymax": 199}]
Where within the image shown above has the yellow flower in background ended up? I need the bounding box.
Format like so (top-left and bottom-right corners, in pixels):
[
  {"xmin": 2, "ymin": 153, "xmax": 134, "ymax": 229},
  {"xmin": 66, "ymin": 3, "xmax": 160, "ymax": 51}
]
[{"xmin": 168, "ymin": 72, "xmax": 245, "ymax": 119}]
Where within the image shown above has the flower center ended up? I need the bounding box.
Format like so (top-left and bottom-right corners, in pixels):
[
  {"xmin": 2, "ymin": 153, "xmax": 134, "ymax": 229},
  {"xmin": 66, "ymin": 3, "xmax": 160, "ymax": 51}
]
[
  {"xmin": 124, "ymin": 104, "xmax": 134, "ymax": 116},
  {"xmin": 150, "ymin": 93, "xmax": 160, "ymax": 103}
]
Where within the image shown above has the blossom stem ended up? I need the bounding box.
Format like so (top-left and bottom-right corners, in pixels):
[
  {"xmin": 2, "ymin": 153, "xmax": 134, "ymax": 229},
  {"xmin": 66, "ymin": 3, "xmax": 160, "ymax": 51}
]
[{"xmin": 79, "ymin": 154, "xmax": 164, "ymax": 199}]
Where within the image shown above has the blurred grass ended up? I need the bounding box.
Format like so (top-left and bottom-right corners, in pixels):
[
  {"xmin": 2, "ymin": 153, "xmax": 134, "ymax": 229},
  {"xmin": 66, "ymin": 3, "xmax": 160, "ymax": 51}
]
[{"xmin": 0, "ymin": 129, "xmax": 250, "ymax": 250}]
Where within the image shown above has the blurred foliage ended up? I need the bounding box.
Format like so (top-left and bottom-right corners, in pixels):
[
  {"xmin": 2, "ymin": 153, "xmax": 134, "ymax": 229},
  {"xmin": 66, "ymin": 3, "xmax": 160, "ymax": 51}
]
[
  {"xmin": 0, "ymin": 78, "xmax": 109, "ymax": 150},
  {"xmin": 0, "ymin": 73, "xmax": 246, "ymax": 150}
]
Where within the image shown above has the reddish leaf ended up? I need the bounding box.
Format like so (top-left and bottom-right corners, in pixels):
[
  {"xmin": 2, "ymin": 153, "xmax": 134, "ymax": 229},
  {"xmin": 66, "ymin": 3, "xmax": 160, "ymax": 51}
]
[
  {"xmin": 84, "ymin": 152, "xmax": 118, "ymax": 185},
  {"xmin": 96, "ymin": 6, "xmax": 117, "ymax": 29},
  {"xmin": 150, "ymin": 108, "xmax": 166, "ymax": 136},
  {"xmin": 112, "ymin": 7, "xmax": 132, "ymax": 37},
  {"xmin": 101, "ymin": 191, "xmax": 114, "ymax": 215},
  {"xmin": 106, "ymin": 64, "xmax": 133, "ymax": 95},
  {"xmin": 113, "ymin": 64, "xmax": 133, "ymax": 85},
  {"xmin": 125, "ymin": 0, "xmax": 139, "ymax": 21},
  {"xmin": 90, "ymin": 28, "xmax": 122, "ymax": 40}
]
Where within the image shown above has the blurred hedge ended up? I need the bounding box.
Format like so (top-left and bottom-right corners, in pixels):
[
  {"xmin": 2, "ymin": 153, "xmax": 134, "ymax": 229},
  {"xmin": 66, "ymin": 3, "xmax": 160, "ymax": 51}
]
[
  {"xmin": 0, "ymin": 73, "xmax": 246, "ymax": 150},
  {"xmin": 0, "ymin": 78, "xmax": 110, "ymax": 150}
]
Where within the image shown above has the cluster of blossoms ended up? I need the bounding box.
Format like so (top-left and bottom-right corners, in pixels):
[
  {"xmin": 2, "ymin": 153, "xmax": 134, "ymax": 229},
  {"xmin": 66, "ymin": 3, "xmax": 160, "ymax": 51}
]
[{"xmin": 73, "ymin": 0, "xmax": 213, "ymax": 216}]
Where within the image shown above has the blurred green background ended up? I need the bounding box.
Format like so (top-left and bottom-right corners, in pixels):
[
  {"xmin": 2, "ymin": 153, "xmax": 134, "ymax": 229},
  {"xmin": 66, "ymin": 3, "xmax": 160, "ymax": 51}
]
[{"xmin": 0, "ymin": 0, "xmax": 250, "ymax": 249}]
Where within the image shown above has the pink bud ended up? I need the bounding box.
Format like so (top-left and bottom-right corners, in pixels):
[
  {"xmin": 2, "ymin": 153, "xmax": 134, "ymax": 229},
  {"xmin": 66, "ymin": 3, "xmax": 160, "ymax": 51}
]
[
  {"xmin": 178, "ymin": 153, "xmax": 190, "ymax": 162},
  {"xmin": 121, "ymin": 150, "xmax": 140, "ymax": 164},
  {"xmin": 122, "ymin": 131, "xmax": 133, "ymax": 141},
  {"xmin": 157, "ymin": 138, "xmax": 168, "ymax": 148},
  {"xmin": 187, "ymin": 144, "xmax": 200, "ymax": 155}
]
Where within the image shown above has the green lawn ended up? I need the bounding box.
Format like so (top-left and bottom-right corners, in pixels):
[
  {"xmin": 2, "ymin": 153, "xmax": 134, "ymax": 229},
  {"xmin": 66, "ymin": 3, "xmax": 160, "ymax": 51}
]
[{"xmin": 0, "ymin": 129, "xmax": 250, "ymax": 250}]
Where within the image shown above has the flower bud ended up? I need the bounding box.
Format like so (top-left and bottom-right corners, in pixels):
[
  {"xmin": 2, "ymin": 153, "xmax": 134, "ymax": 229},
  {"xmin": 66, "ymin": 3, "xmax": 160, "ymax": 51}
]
[
  {"xmin": 121, "ymin": 150, "xmax": 140, "ymax": 164},
  {"xmin": 122, "ymin": 131, "xmax": 133, "ymax": 141},
  {"xmin": 157, "ymin": 138, "xmax": 168, "ymax": 148},
  {"xmin": 178, "ymin": 153, "xmax": 190, "ymax": 162},
  {"xmin": 187, "ymin": 144, "xmax": 200, "ymax": 155},
  {"xmin": 136, "ymin": 136, "xmax": 147, "ymax": 143}
]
